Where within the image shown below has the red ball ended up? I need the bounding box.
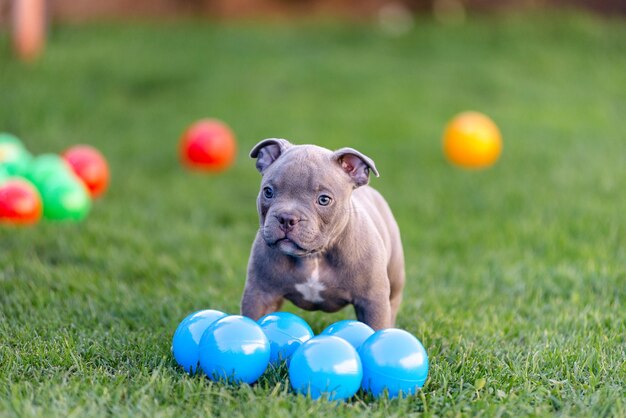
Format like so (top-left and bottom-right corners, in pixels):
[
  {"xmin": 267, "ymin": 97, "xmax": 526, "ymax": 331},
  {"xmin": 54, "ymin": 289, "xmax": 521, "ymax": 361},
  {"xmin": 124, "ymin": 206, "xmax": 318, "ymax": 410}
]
[
  {"xmin": 0, "ymin": 179, "xmax": 42, "ymax": 225},
  {"xmin": 62, "ymin": 145, "xmax": 109, "ymax": 198},
  {"xmin": 179, "ymin": 119, "xmax": 237, "ymax": 172}
]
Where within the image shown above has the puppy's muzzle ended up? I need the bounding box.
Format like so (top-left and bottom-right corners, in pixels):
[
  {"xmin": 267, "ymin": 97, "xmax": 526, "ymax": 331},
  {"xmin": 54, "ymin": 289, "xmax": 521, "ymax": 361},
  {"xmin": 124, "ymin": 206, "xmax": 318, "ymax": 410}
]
[{"xmin": 275, "ymin": 212, "xmax": 301, "ymax": 232}]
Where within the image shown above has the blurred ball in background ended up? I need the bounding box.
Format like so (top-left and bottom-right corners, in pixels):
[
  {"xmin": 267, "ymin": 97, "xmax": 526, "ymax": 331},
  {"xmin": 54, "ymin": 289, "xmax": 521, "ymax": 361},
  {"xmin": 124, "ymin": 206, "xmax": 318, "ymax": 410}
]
[
  {"xmin": 63, "ymin": 145, "xmax": 110, "ymax": 198},
  {"xmin": 0, "ymin": 178, "xmax": 42, "ymax": 225},
  {"xmin": 179, "ymin": 119, "xmax": 237, "ymax": 172},
  {"xmin": 443, "ymin": 111, "xmax": 502, "ymax": 169},
  {"xmin": 0, "ymin": 133, "xmax": 32, "ymax": 176}
]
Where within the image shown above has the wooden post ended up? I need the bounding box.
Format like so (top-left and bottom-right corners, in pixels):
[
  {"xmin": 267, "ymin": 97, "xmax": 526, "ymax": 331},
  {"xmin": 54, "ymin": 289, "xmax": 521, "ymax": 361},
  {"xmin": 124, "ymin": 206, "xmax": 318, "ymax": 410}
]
[{"xmin": 12, "ymin": 0, "xmax": 46, "ymax": 62}]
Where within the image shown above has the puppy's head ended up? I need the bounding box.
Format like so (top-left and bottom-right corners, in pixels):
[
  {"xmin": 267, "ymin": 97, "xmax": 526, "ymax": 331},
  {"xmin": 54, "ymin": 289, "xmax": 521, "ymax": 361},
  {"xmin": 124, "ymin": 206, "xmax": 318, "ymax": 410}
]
[{"xmin": 250, "ymin": 138, "xmax": 379, "ymax": 257}]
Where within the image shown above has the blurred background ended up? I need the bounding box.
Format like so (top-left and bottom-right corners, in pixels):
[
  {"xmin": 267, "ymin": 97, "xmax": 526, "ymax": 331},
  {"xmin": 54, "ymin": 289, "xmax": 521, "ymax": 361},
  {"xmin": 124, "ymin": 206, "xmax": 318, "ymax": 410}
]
[{"xmin": 1, "ymin": 0, "xmax": 626, "ymax": 23}]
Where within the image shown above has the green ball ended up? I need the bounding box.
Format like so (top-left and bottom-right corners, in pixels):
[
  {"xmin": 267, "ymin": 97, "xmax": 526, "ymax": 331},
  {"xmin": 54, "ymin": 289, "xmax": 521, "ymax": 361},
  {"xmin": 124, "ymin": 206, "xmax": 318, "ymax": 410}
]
[
  {"xmin": 0, "ymin": 132, "xmax": 23, "ymax": 146},
  {"xmin": 40, "ymin": 177, "xmax": 91, "ymax": 221},
  {"xmin": 0, "ymin": 134, "xmax": 32, "ymax": 176},
  {"xmin": 25, "ymin": 154, "xmax": 74, "ymax": 189},
  {"xmin": 0, "ymin": 165, "xmax": 9, "ymax": 185}
]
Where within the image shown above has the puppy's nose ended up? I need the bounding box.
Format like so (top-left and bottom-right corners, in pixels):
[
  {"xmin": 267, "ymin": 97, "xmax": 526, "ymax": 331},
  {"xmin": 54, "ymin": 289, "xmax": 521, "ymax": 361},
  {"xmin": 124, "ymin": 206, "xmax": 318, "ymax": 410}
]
[{"xmin": 276, "ymin": 213, "xmax": 301, "ymax": 231}]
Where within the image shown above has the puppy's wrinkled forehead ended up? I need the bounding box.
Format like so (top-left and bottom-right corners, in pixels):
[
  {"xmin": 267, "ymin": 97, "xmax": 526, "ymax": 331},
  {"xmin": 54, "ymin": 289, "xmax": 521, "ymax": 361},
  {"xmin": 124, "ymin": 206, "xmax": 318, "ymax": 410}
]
[{"xmin": 263, "ymin": 145, "xmax": 346, "ymax": 190}]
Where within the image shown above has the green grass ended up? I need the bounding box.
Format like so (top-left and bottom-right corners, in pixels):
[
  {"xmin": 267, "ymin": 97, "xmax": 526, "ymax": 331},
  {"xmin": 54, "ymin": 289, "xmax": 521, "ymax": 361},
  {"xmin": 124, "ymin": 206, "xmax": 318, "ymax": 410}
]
[{"xmin": 1, "ymin": 12, "xmax": 626, "ymax": 417}]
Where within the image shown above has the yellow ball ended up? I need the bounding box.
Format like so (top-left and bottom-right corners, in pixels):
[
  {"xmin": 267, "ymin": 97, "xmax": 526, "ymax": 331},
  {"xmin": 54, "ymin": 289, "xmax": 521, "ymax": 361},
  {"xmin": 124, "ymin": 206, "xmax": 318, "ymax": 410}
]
[{"xmin": 443, "ymin": 111, "xmax": 502, "ymax": 169}]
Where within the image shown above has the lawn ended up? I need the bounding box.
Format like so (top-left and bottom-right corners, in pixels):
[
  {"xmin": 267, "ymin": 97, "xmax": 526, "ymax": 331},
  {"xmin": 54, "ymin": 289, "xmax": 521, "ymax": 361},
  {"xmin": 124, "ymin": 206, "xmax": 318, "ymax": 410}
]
[{"xmin": 1, "ymin": 12, "xmax": 625, "ymax": 417}]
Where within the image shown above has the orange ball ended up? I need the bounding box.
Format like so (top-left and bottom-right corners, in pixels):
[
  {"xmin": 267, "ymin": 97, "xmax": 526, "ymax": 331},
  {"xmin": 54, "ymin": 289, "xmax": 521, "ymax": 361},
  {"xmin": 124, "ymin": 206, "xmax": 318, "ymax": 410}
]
[
  {"xmin": 443, "ymin": 111, "xmax": 502, "ymax": 169},
  {"xmin": 179, "ymin": 119, "xmax": 237, "ymax": 172}
]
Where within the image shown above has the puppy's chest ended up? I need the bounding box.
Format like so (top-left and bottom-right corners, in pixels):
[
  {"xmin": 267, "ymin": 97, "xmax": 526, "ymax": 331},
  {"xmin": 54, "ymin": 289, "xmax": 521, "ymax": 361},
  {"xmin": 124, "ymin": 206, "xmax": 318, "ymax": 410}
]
[{"xmin": 283, "ymin": 259, "xmax": 349, "ymax": 310}]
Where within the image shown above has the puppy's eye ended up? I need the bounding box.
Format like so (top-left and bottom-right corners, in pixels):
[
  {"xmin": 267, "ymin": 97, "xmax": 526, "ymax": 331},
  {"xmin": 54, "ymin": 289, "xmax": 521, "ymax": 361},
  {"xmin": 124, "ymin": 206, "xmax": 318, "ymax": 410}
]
[
  {"xmin": 263, "ymin": 187, "xmax": 274, "ymax": 199},
  {"xmin": 317, "ymin": 195, "xmax": 332, "ymax": 206}
]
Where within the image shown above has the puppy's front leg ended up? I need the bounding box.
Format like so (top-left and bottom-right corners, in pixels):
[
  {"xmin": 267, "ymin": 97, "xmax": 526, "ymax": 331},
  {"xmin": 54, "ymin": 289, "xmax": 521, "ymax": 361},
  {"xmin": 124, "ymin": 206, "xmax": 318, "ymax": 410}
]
[
  {"xmin": 354, "ymin": 294, "xmax": 392, "ymax": 331},
  {"xmin": 240, "ymin": 280, "xmax": 283, "ymax": 320}
]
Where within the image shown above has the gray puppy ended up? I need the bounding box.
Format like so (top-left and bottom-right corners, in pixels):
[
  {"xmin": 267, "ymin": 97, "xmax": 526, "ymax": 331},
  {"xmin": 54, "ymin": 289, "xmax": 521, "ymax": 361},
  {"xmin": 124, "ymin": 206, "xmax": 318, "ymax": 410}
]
[{"xmin": 240, "ymin": 139, "xmax": 405, "ymax": 330}]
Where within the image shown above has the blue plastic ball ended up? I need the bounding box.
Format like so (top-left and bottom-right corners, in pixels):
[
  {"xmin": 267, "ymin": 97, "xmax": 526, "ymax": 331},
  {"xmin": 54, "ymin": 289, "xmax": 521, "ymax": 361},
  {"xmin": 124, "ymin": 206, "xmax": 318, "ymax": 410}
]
[
  {"xmin": 321, "ymin": 320, "xmax": 374, "ymax": 350},
  {"xmin": 257, "ymin": 312, "xmax": 314, "ymax": 365},
  {"xmin": 199, "ymin": 315, "xmax": 270, "ymax": 384},
  {"xmin": 172, "ymin": 309, "xmax": 228, "ymax": 374},
  {"xmin": 289, "ymin": 335, "xmax": 363, "ymax": 401},
  {"xmin": 358, "ymin": 329, "xmax": 429, "ymax": 398}
]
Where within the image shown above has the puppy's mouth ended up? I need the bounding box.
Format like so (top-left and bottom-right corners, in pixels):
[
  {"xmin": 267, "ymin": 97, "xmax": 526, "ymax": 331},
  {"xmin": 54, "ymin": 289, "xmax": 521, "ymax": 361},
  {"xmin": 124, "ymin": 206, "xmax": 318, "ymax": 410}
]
[{"xmin": 270, "ymin": 237, "xmax": 319, "ymax": 257}]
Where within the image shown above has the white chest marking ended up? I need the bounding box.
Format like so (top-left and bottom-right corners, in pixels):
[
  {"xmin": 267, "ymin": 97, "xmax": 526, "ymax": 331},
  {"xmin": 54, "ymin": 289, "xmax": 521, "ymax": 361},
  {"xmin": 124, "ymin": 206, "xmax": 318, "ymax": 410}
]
[{"xmin": 295, "ymin": 259, "xmax": 326, "ymax": 303}]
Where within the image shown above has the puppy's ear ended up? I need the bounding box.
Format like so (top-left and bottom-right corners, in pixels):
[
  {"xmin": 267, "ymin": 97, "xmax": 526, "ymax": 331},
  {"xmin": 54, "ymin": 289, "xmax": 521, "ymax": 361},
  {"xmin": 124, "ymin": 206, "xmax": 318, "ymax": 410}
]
[
  {"xmin": 249, "ymin": 138, "xmax": 292, "ymax": 174},
  {"xmin": 332, "ymin": 147, "xmax": 379, "ymax": 187}
]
